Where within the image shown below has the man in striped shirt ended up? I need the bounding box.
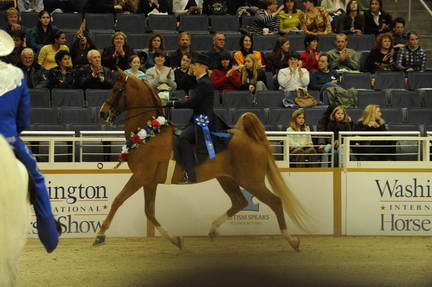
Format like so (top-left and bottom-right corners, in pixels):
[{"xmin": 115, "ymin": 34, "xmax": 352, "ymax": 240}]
[{"xmin": 396, "ymin": 32, "xmax": 427, "ymax": 72}]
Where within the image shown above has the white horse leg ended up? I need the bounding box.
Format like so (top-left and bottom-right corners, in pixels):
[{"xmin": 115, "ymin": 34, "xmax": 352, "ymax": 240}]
[
  {"xmin": 281, "ymin": 229, "xmax": 300, "ymax": 252},
  {"xmin": 209, "ymin": 214, "xmax": 230, "ymax": 240},
  {"xmin": 155, "ymin": 226, "xmax": 183, "ymax": 249}
]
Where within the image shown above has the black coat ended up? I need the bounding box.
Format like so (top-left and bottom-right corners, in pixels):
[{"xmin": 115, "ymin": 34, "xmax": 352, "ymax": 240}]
[
  {"xmin": 102, "ymin": 45, "xmax": 134, "ymax": 71},
  {"xmin": 364, "ymin": 10, "xmax": 392, "ymax": 35},
  {"xmin": 78, "ymin": 65, "xmax": 114, "ymax": 89},
  {"xmin": 354, "ymin": 122, "xmax": 395, "ymax": 160},
  {"xmin": 48, "ymin": 67, "xmax": 77, "ymax": 89}
]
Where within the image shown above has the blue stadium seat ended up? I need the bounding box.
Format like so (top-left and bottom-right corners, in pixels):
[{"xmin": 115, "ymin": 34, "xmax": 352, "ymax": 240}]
[
  {"xmin": 127, "ymin": 33, "xmax": 149, "ymax": 49},
  {"xmin": 179, "ymin": 15, "xmax": 209, "ymax": 34},
  {"xmin": 387, "ymin": 123, "xmax": 420, "ymax": 131},
  {"xmin": 213, "ymin": 92, "xmax": 222, "ymax": 107},
  {"xmin": 222, "ymin": 91, "xmax": 253, "ymax": 108},
  {"xmin": 224, "ymin": 34, "xmax": 241, "ymax": 52},
  {"xmin": 346, "ymin": 108, "xmax": 363, "ymax": 122},
  {"xmin": 85, "ymin": 13, "xmax": 115, "ymax": 33},
  {"xmin": 52, "ymin": 89, "xmax": 85, "ymax": 107},
  {"xmin": 253, "ymin": 35, "xmax": 278, "ymax": 52},
  {"xmin": 21, "ymin": 12, "xmax": 38, "ymax": 28},
  {"xmin": 147, "ymin": 15, "xmax": 177, "ymax": 32},
  {"xmin": 116, "ymin": 14, "xmax": 147, "ymax": 34},
  {"xmin": 93, "ymin": 32, "xmax": 113, "ymax": 49},
  {"xmin": 390, "ymin": 90, "xmax": 423, "ymax": 108},
  {"xmin": 317, "ymin": 35, "xmax": 335, "ymax": 52},
  {"xmin": 210, "ymin": 15, "xmax": 240, "ymax": 34},
  {"xmin": 162, "ymin": 32, "xmax": 181, "ymax": 51},
  {"xmin": 85, "ymin": 89, "xmax": 109, "ymax": 108},
  {"xmin": 340, "ymin": 72, "xmax": 372, "ymax": 89},
  {"xmin": 406, "ymin": 108, "xmax": 432, "ymax": 124},
  {"xmin": 52, "ymin": 13, "xmax": 82, "ymax": 31},
  {"xmin": 381, "ymin": 108, "xmax": 404, "ymax": 123},
  {"xmin": 358, "ymin": 51, "xmax": 370, "ymax": 72},
  {"xmin": 357, "ymin": 90, "xmax": 387, "ymax": 107},
  {"xmin": 234, "ymin": 108, "xmax": 268, "ymax": 127},
  {"xmin": 29, "ymin": 88, "xmax": 51, "ymax": 108},
  {"xmin": 347, "ymin": 34, "xmax": 375, "ymax": 51},
  {"xmin": 214, "ymin": 108, "xmax": 234, "ymax": 127},
  {"xmin": 304, "ymin": 108, "xmax": 327, "ymax": 127},
  {"xmin": 191, "ymin": 34, "xmax": 212, "ymax": 51},
  {"xmin": 423, "ymin": 90, "xmax": 432, "ymax": 108},
  {"xmin": 374, "ymin": 71, "xmax": 406, "ymax": 90},
  {"xmin": 407, "ymin": 71, "xmax": 432, "ymax": 90},
  {"xmin": 268, "ymin": 108, "xmax": 295, "ymax": 130},
  {"xmin": 60, "ymin": 107, "xmax": 94, "ymax": 123},
  {"xmin": 286, "ymin": 34, "xmax": 305, "ymax": 52},
  {"xmin": 240, "ymin": 15, "xmax": 254, "ymax": 28},
  {"xmin": 30, "ymin": 107, "xmax": 59, "ymax": 124},
  {"xmin": 255, "ymin": 91, "xmax": 283, "ymax": 108}
]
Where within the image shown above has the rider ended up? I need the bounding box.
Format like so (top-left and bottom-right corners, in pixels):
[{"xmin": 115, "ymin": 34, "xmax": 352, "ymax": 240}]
[
  {"xmin": 0, "ymin": 30, "xmax": 59, "ymax": 253},
  {"xmin": 166, "ymin": 53, "xmax": 227, "ymax": 183}
]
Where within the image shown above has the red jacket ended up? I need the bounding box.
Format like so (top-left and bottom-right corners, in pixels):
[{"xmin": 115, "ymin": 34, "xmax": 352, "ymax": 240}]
[
  {"xmin": 299, "ymin": 50, "xmax": 320, "ymax": 73},
  {"xmin": 211, "ymin": 69, "xmax": 242, "ymax": 91}
]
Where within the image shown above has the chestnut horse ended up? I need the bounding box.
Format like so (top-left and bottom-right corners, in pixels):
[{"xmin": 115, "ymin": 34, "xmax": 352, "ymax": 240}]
[{"xmin": 95, "ymin": 71, "xmax": 308, "ymax": 251}]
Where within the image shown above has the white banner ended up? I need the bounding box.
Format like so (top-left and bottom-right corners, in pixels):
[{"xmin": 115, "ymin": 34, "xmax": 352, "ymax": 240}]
[
  {"xmin": 343, "ymin": 172, "xmax": 432, "ymax": 235},
  {"xmin": 30, "ymin": 172, "xmax": 334, "ymax": 238}
]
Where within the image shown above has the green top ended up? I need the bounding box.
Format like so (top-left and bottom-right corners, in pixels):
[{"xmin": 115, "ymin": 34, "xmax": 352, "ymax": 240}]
[{"xmin": 279, "ymin": 10, "xmax": 303, "ymax": 33}]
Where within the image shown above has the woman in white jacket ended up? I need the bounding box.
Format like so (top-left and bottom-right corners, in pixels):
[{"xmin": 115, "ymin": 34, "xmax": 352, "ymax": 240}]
[{"xmin": 277, "ymin": 52, "xmax": 309, "ymax": 107}]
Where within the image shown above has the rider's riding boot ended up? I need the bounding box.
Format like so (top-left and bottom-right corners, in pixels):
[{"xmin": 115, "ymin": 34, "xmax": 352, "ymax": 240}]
[
  {"xmin": 179, "ymin": 138, "xmax": 197, "ymax": 183},
  {"xmin": 181, "ymin": 168, "xmax": 197, "ymax": 183}
]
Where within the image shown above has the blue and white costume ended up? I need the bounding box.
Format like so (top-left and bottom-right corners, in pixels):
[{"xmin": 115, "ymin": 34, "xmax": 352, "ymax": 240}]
[{"xmin": 0, "ymin": 60, "xmax": 59, "ymax": 253}]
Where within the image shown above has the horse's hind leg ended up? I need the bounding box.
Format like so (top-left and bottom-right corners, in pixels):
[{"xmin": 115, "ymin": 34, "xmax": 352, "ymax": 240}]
[
  {"xmin": 243, "ymin": 184, "xmax": 300, "ymax": 252},
  {"xmin": 93, "ymin": 174, "xmax": 143, "ymax": 246},
  {"xmin": 143, "ymin": 183, "xmax": 183, "ymax": 249},
  {"xmin": 209, "ymin": 177, "xmax": 248, "ymax": 240}
]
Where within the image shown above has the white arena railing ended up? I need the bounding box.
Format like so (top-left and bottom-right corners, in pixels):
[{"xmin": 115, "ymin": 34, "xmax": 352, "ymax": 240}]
[{"xmin": 21, "ymin": 131, "xmax": 432, "ymax": 169}]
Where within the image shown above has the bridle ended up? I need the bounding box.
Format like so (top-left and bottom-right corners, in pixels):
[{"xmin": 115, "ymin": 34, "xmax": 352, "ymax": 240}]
[{"xmin": 103, "ymin": 76, "xmax": 164, "ymax": 122}]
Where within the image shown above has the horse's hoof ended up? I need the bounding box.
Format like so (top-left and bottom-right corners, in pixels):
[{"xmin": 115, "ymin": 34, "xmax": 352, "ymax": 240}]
[
  {"xmin": 93, "ymin": 234, "xmax": 106, "ymax": 247},
  {"xmin": 208, "ymin": 231, "xmax": 219, "ymax": 241},
  {"xmin": 289, "ymin": 237, "xmax": 300, "ymax": 252},
  {"xmin": 174, "ymin": 236, "xmax": 184, "ymax": 250}
]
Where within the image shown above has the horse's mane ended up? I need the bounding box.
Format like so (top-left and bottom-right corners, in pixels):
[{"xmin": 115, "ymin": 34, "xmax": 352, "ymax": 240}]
[{"xmin": 129, "ymin": 76, "xmax": 165, "ymax": 117}]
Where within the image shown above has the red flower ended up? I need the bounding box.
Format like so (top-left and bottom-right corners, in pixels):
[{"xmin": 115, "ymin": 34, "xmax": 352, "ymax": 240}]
[
  {"xmin": 132, "ymin": 134, "xmax": 141, "ymax": 144},
  {"xmin": 151, "ymin": 120, "xmax": 161, "ymax": 128},
  {"xmin": 118, "ymin": 153, "xmax": 127, "ymax": 161}
]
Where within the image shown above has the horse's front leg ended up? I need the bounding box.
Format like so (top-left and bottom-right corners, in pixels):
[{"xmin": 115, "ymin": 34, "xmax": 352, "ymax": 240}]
[
  {"xmin": 93, "ymin": 173, "xmax": 143, "ymax": 246},
  {"xmin": 144, "ymin": 183, "xmax": 183, "ymax": 249}
]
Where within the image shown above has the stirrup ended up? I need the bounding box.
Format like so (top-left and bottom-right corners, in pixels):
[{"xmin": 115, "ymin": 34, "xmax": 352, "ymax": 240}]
[{"xmin": 180, "ymin": 171, "xmax": 196, "ymax": 184}]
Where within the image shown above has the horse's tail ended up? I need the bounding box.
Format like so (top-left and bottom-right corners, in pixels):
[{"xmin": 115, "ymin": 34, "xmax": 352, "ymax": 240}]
[
  {"xmin": 236, "ymin": 113, "xmax": 309, "ymax": 232},
  {"xmin": 0, "ymin": 136, "xmax": 30, "ymax": 286}
]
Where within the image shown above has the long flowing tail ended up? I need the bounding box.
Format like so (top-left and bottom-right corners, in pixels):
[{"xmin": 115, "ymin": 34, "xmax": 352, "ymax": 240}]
[
  {"xmin": 0, "ymin": 136, "xmax": 30, "ymax": 286},
  {"xmin": 236, "ymin": 113, "xmax": 309, "ymax": 231}
]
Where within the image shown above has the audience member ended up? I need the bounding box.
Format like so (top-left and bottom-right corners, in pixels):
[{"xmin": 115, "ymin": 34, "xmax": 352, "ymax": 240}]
[
  {"xmin": 139, "ymin": 0, "xmax": 170, "ymax": 15},
  {"xmin": 174, "ymin": 53, "xmax": 197, "ymax": 93},
  {"xmin": 342, "ymin": 0, "xmax": 365, "ymax": 34},
  {"xmin": 1, "ymin": 30, "xmax": 26, "ymax": 66},
  {"xmin": 396, "ymin": 32, "xmax": 427, "ymax": 72},
  {"xmin": 327, "ymin": 34, "xmax": 360, "ymax": 72},
  {"xmin": 2, "ymin": 8, "xmax": 26, "ymax": 35},
  {"xmin": 70, "ymin": 31, "xmax": 97, "ymax": 69},
  {"xmin": 309, "ymin": 53, "xmax": 339, "ymax": 98},
  {"xmin": 355, "ymin": 104, "xmax": 395, "ymax": 161},
  {"xmin": 321, "ymin": 0, "xmax": 348, "ymax": 16},
  {"xmin": 27, "ymin": 10, "xmax": 59, "ymax": 54},
  {"xmin": 366, "ymin": 32, "xmax": 395, "ymax": 73},
  {"xmin": 279, "ymin": 0, "xmax": 303, "ymax": 33},
  {"xmin": 102, "ymin": 31, "xmax": 134, "ymax": 71},
  {"xmin": 318, "ymin": 105, "xmax": 353, "ymax": 166},
  {"xmin": 78, "ymin": 49, "xmax": 114, "ymax": 89},
  {"xmin": 248, "ymin": 0, "xmax": 282, "ymax": 35},
  {"xmin": 299, "ymin": 0, "xmax": 332, "ymax": 35},
  {"xmin": 392, "ymin": 17, "xmax": 407, "ymax": 50},
  {"xmin": 266, "ymin": 37, "xmax": 290, "ymax": 74},
  {"xmin": 278, "ymin": 52, "xmax": 310, "ymax": 92},
  {"xmin": 168, "ymin": 32, "xmax": 199, "ymax": 68},
  {"xmin": 239, "ymin": 53, "xmax": 267, "ymax": 93},
  {"xmin": 17, "ymin": 0, "xmax": 44, "ymax": 12},
  {"xmin": 48, "ymin": 50, "xmax": 76, "ymax": 88},
  {"xmin": 299, "ymin": 34, "xmax": 320, "ymax": 72},
  {"xmin": 143, "ymin": 34, "xmax": 164, "ymax": 70},
  {"xmin": 125, "ymin": 54, "xmax": 148, "ymax": 79},
  {"xmin": 229, "ymin": 0, "xmax": 262, "ymax": 16},
  {"xmin": 287, "ymin": 109, "xmax": 317, "ymax": 168},
  {"xmin": 204, "ymin": 32, "xmax": 226, "ymax": 70},
  {"xmin": 203, "ymin": 0, "xmax": 228, "ymax": 15},
  {"xmin": 17, "ymin": 48, "xmax": 48, "ymax": 88},
  {"xmin": 233, "ymin": 34, "xmax": 264, "ymax": 66},
  {"xmin": 146, "ymin": 49, "xmax": 177, "ymax": 91},
  {"xmin": 84, "ymin": 0, "xmax": 125, "ymax": 13},
  {"xmin": 38, "ymin": 30, "xmax": 69, "ymax": 70},
  {"xmin": 364, "ymin": 0, "xmax": 392, "ymax": 35},
  {"xmin": 211, "ymin": 51, "xmax": 241, "ymax": 91}
]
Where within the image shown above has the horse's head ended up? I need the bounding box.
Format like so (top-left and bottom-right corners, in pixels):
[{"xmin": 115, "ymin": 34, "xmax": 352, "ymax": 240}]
[{"xmin": 100, "ymin": 69, "xmax": 129, "ymax": 123}]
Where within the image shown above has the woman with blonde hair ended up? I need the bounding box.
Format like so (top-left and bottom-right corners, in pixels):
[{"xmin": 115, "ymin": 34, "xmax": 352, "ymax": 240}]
[
  {"xmin": 355, "ymin": 104, "xmax": 394, "ymax": 160},
  {"xmin": 239, "ymin": 53, "xmax": 267, "ymax": 94},
  {"xmin": 287, "ymin": 109, "xmax": 317, "ymax": 167},
  {"xmin": 101, "ymin": 31, "xmax": 134, "ymax": 71}
]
